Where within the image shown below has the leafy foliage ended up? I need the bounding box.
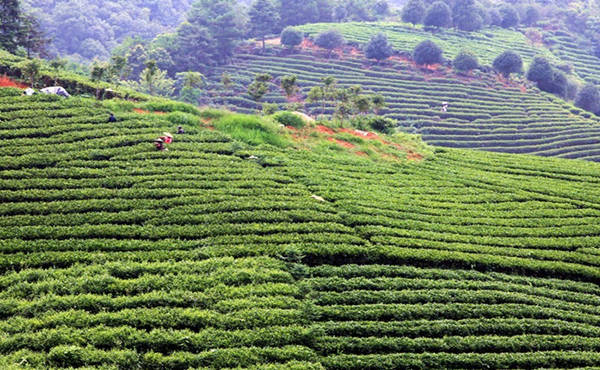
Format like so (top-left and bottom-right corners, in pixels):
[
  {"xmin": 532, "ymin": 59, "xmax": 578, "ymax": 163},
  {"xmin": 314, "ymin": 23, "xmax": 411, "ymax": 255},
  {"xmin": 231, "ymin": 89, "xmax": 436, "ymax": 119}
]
[
  {"xmin": 413, "ymin": 40, "xmax": 443, "ymax": 67},
  {"xmin": 424, "ymin": 1, "xmax": 452, "ymax": 29},
  {"xmin": 281, "ymin": 27, "xmax": 305, "ymax": 49},
  {"xmin": 401, "ymin": 0, "xmax": 426, "ymax": 26},
  {"xmin": 365, "ymin": 33, "xmax": 394, "ymax": 63},
  {"xmin": 493, "ymin": 50, "xmax": 523, "ymax": 79},
  {"xmin": 314, "ymin": 29, "xmax": 346, "ymax": 58},
  {"xmin": 453, "ymin": 48, "xmax": 479, "ymax": 73}
]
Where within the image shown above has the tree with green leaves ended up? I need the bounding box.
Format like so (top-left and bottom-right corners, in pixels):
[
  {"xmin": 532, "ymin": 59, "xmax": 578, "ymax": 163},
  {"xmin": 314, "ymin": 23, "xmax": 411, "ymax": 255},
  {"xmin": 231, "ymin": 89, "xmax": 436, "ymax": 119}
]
[
  {"xmin": 176, "ymin": 71, "xmax": 205, "ymax": 104},
  {"xmin": 249, "ymin": 0, "xmax": 280, "ymax": 50},
  {"xmin": 401, "ymin": 0, "xmax": 426, "ymax": 26},
  {"xmin": 187, "ymin": 0, "xmax": 245, "ymax": 64},
  {"xmin": 109, "ymin": 55, "xmax": 130, "ymax": 83},
  {"xmin": 278, "ymin": 0, "xmax": 325, "ymax": 27},
  {"xmin": 453, "ymin": 48, "xmax": 479, "ymax": 73},
  {"xmin": 307, "ymin": 86, "xmax": 325, "ymax": 119},
  {"xmin": 20, "ymin": 58, "xmax": 42, "ymax": 88},
  {"xmin": 247, "ymin": 73, "xmax": 273, "ymax": 111},
  {"xmin": 141, "ymin": 60, "xmax": 159, "ymax": 95},
  {"xmin": 493, "ymin": 50, "xmax": 523, "ymax": 81},
  {"xmin": 365, "ymin": 33, "xmax": 394, "ymax": 64},
  {"xmin": 90, "ymin": 60, "xmax": 109, "ymax": 98},
  {"xmin": 453, "ymin": 0, "xmax": 483, "ymax": 31},
  {"xmin": 281, "ymin": 27, "xmax": 304, "ymax": 49},
  {"xmin": 499, "ymin": 5, "xmax": 520, "ymax": 29},
  {"xmin": 575, "ymin": 83, "xmax": 600, "ymax": 113},
  {"xmin": 0, "ymin": 0, "xmax": 23, "ymax": 54},
  {"xmin": 281, "ymin": 75, "xmax": 299, "ymax": 102},
  {"xmin": 523, "ymin": 5, "xmax": 541, "ymax": 26},
  {"xmin": 170, "ymin": 22, "xmax": 216, "ymax": 73},
  {"xmin": 424, "ymin": 1, "xmax": 452, "ymax": 29},
  {"xmin": 19, "ymin": 14, "xmax": 50, "ymax": 58},
  {"xmin": 314, "ymin": 29, "xmax": 345, "ymax": 59},
  {"xmin": 526, "ymin": 56, "xmax": 554, "ymax": 86},
  {"xmin": 413, "ymin": 40, "xmax": 443, "ymax": 68}
]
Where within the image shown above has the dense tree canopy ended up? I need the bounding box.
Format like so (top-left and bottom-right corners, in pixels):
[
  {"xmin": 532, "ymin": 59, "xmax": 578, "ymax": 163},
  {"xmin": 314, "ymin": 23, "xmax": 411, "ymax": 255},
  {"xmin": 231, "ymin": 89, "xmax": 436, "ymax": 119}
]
[
  {"xmin": 249, "ymin": 0, "xmax": 280, "ymax": 50},
  {"xmin": 493, "ymin": 50, "xmax": 523, "ymax": 79},
  {"xmin": 575, "ymin": 83, "xmax": 600, "ymax": 113},
  {"xmin": 453, "ymin": 48, "xmax": 479, "ymax": 73},
  {"xmin": 21, "ymin": 0, "xmax": 195, "ymax": 62},
  {"xmin": 1, "ymin": 0, "xmax": 47, "ymax": 56},
  {"xmin": 452, "ymin": 0, "xmax": 483, "ymax": 31},
  {"xmin": 401, "ymin": 0, "xmax": 426, "ymax": 26},
  {"xmin": 413, "ymin": 39, "xmax": 443, "ymax": 67},
  {"xmin": 281, "ymin": 27, "xmax": 304, "ymax": 49},
  {"xmin": 365, "ymin": 33, "xmax": 394, "ymax": 63},
  {"xmin": 314, "ymin": 29, "xmax": 346, "ymax": 58},
  {"xmin": 424, "ymin": 1, "xmax": 452, "ymax": 29}
]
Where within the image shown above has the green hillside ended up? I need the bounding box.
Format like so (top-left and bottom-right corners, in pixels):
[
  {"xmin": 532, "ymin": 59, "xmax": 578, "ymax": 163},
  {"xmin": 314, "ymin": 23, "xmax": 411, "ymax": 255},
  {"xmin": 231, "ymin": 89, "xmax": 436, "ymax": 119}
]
[
  {"xmin": 3, "ymin": 87, "xmax": 600, "ymax": 369},
  {"xmin": 210, "ymin": 32, "xmax": 600, "ymax": 161}
]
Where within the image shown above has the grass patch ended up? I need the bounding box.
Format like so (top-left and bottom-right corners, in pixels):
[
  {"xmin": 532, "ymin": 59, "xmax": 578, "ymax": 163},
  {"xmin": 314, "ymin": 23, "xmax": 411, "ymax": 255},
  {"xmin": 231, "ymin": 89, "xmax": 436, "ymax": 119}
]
[{"xmin": 213, "ymin": 114, "xmax": 291, "ymax": 148}]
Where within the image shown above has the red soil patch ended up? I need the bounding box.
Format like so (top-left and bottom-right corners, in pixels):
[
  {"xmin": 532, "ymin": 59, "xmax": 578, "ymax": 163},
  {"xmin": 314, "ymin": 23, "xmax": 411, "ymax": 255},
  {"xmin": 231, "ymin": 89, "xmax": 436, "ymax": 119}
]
[
  {"xmin": 407, "ymin": 152, "xmax": 423, "ymax": 161},
  {"xmin": 327, "ymin": 137, "xmax": 355, "ymax": 149},
  {"xmin": 133, "ymin": 108, "xmax": 167, "ymax": 115},
  {"xmin": 355, "ymin": 151, "xmax": 368, "ymax": 157},
  {"xmin": 315, "ymin": 125, "xmax": 335, "ymax": 135},
  {"xmin": 0, "ymin": 75, "xmax": 27, "ymax": 89}
]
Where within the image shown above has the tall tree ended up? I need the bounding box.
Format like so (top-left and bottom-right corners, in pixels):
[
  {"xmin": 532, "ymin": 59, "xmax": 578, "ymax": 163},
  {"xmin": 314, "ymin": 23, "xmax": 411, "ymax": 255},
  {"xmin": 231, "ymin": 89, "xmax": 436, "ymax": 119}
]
[
  {"xmin": 365, "ymin": 33, "xmax": 394, "ymax": 64},
  {"xmin": 499, "ymin": 5, "xmax": 520, "ymax": 29},
  {"xmin": 249, "ymin": 0, "xmax": 280, "ymax": 50},
  {"xmin": 170, "ymin": 22, "xmax": 216, "ymax": 73},
  {"xmin": 0, "ymin": 0, "xmax": 23, "ymax": 54},
  {"xmin": 187, "ymin": 0, "xmax": 245, "ymax": 64},
  {"xmin": 247, "ymin": 73, "xmax": 273, "ymax": 111},
  {"xmin": 401, "ymin": 0, "xmax": 426, "ymax": 26},
  {"xmin": 424, "ymin": 1, "xmax": 452, "ymax": 29},
  {"xmin": 453, "ymin": 0, "xmax": 483, "ymax": 31},
  {"xmin": 279, "ymin": 0, "xmax": 321, "ymax": 27}
]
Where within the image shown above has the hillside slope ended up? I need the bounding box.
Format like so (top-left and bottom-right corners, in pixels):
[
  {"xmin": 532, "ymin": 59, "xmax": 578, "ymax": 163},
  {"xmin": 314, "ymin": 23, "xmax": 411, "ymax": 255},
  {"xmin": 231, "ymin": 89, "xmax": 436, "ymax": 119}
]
[
  {"xmin": 211, "ymin": 41, "xmax": 600, "ymax": 161},
  {"xmin": 2, "ymin": 89, "xmax": 600, "ymax": 369}
]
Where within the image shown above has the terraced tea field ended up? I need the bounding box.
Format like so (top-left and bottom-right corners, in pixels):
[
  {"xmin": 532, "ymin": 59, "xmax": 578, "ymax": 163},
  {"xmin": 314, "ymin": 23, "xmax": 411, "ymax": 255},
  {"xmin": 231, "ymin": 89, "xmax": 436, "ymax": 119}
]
[
  {"xmin": 213, "ymin": 46, "xmax": 600, "ymax": 161},
  {"xmin": 3, "ymin": 89, "xmax": 600, "ymax": 369}
]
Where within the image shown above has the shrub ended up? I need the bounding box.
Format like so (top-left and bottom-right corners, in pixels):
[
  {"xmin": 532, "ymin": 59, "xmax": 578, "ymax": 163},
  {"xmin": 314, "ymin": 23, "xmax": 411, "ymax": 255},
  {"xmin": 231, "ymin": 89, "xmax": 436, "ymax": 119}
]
[
  {"xmin": 272, "ymin": 111, "xmax": 306, "ymax": 128},
  {"xmin": 369, "ymin": 116, "xmax": 397, "ymax": 134},
  {"xmin": 281, "ymin": 27, "xmax": 304, "ymax": 49}
]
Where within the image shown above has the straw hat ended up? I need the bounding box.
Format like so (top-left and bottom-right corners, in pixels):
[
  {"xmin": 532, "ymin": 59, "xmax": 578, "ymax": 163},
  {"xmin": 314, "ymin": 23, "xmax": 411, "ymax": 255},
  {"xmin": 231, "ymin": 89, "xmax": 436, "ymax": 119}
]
[
  {"xmin": 163, "ymin": 132, "xmax": 173, "ymax": 138},
  {"xmin": 154, "ymin": 138, "xmax": 164, "ymax": 142}
]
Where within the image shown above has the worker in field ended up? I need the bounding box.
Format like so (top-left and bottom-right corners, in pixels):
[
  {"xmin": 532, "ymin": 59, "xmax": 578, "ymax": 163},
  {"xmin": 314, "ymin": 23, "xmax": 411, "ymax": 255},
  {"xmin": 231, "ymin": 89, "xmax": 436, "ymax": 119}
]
[
  {"xmin": 154, "ymin": 138, "xmax": 166, "ymax": 151},
  {"xmin": 441, "ymin": 102, "xmax": 448, "ymax": 112},
  {"xmin": 108, "ymin": 113, "xmax": 117, "ymax": 123},
  {"xmin": 177, "ymin": 126, "xmax": 184, "ymax": 134},
  {"xmin": 159, "ymin": 132, "xmax": 173, "ymax": 144}
]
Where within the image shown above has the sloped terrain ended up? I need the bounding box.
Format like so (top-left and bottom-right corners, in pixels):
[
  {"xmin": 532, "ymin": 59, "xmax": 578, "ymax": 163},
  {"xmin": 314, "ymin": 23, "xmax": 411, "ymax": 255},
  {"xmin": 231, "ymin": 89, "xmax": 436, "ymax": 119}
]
[
  {"xmin": 213, "ymin": 45, "xmax": 600, "ymax": 161},
  {"xmin": 3, "ymin": 90, "xmax": 600, "ymax": 369}
]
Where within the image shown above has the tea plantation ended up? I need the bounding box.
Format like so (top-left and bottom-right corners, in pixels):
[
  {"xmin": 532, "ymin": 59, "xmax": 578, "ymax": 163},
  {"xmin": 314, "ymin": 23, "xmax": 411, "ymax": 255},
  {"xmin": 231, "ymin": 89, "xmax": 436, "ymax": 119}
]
[
  {"xmin": 3, "ymin": 87, "xmax": 600, "ymax": 369},
  {"xmin": 211, "ymin": 23, "xmax": 600, "ymax": 162}
]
